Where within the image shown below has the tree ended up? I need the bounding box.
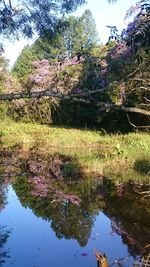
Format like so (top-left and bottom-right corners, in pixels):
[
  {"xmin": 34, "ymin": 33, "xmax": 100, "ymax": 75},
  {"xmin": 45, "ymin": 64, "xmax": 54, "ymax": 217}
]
[
  {"xmin": 64, "ymin": 9, "xmax": 98, "ymax": 57},
  {"xmin": 30, "ymin": 9, "xmax": 98, "ymax": 59},
  {"xmin": 12, "ymin": 9, "xmax": 98, "ymax": 89},
  {"xmin": 0, "ymin": 51, "xmax": 7, "ymax": 92},
  {"xmin": 12, "ymin": 45, "xmax": 38, "ymax": 87},
  {"xmin": 0, "ymin": 0, "xmax": 86, "ymax": 39}
]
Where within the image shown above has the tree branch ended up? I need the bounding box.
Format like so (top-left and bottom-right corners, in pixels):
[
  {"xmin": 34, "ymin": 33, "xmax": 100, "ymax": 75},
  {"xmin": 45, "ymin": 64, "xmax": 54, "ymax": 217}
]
[
  {"xmin": 99, "ymin": 103, "xmax": 150, "ymax": 116},
  {"xmin": 2, "ymin": 0, "xmax": 7, "ymax": 8},
  {"xmin": 144, "ymin": 97, "xmax": 150, "ymax": 103},
  {"xmin": 127, "ymin": 113, "xmax": 150, "ymax": 128},
  {"xmin": 139, "ymin": 86, "xmax": 150, "ymax": 92},
  {"xmin": 8, "ymin": 0, "xmax": 12, "ymax": 9}
]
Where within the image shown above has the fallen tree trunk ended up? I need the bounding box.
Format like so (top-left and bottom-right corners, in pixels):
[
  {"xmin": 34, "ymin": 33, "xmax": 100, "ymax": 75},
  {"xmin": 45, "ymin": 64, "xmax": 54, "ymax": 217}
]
[
  {"xmin": 99, "ymin": 103, "xmax": 150, "ymax": 116},
  {"xmin": 0, "ymin": 90, "xmax": 71, "ymax": 101},
  {"xmin": 0, "ymin": 88, "xmax": 106, "ymax": 101},
  {"xmin": 0, "ymin": 90, "xmax": 150, "ymax": 116}
]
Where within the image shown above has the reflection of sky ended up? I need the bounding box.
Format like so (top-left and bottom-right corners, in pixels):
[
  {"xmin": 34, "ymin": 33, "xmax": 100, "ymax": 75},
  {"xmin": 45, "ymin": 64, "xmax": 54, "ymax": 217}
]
[
  {"xmin": 0, "ymin": 186, "xmax": 135, "ymax": 267},
  {"xmin": 3, "ymin": 0, "xmax": 137, "ymax": 67}
]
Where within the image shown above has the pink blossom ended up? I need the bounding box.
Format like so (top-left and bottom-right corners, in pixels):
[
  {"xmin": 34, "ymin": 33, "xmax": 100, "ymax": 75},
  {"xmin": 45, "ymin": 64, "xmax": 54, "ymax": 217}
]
[{"xmin": 32, "ymin": 60, "xmax": 49, "ymax": 68}]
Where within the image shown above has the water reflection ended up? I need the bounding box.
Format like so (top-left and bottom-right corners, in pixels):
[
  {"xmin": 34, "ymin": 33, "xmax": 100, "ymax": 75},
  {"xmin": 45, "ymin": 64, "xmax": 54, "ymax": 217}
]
[
  {"xmin": 0, "ymin": 181, "xmax": 11, "ymax": 266},
  {"xmin": 13, "ymin": 175, "xmax": 104, "ymax": 247},
  {"xmin": 0, "ymin": 145, "xmax": 150, "ymax": 266},
  {"xmin": 0, "ymin": 226, "xmax": 11, "ymax": 266},
  {"xmin": 103, "ymin": 181, "xmax": 150, "ymax": 256}
]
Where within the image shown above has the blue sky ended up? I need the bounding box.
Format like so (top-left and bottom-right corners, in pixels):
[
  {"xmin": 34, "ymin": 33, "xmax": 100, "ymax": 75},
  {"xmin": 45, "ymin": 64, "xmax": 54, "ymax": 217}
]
[{"xmin": 4, "ymin": 0, "xmax": 137, "ymax": 66}]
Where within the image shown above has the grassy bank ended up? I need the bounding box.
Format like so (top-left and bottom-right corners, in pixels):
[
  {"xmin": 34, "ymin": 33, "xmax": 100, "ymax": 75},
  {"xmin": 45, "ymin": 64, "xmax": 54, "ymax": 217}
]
[{"xmin": 0, "ymin": 119, "xmax": 150, "ymax": 183}]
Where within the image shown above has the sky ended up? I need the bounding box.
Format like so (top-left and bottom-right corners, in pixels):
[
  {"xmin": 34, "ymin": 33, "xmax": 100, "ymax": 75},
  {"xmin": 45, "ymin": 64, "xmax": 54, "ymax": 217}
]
[{"xmin": 3, "ymin": 0, "xmax": 138, "ymax": 67}]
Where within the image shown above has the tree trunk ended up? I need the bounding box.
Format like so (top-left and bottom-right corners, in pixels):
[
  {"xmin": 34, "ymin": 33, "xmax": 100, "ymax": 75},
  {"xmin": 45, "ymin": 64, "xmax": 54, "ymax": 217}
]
[{"xmin": 0, "ymin": 90, "xmax": 150, "ymax": 116}]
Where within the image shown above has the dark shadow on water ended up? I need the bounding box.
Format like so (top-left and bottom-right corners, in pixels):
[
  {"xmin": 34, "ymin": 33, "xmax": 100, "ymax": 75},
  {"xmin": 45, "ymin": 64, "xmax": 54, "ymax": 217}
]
[{"xmin": 103, "ymin": 178, "xmax": 150, "ymax": 256}]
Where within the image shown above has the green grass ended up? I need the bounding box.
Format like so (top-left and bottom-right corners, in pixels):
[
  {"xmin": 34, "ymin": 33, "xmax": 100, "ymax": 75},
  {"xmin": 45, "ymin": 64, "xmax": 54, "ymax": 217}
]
[{"xmin": 0, "ymin": 119, "xmax": 150, "ymax": 184}]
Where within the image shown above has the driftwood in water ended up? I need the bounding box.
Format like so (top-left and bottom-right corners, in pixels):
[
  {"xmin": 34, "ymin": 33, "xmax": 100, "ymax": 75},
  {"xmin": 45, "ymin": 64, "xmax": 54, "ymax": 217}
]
[{"xmin": 93, "ymin": 250, "xmax": 108, "ymax": 267}]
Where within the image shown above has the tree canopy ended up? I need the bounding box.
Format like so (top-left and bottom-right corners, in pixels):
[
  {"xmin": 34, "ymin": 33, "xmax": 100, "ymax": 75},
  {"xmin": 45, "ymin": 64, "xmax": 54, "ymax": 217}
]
[
  {"xmin": 0, "ymin": 0, "xmax": 86, "ymax": 38},
  {"xmin": 12, "ymin": 8, "xmax": 99, "ymax": 84}
]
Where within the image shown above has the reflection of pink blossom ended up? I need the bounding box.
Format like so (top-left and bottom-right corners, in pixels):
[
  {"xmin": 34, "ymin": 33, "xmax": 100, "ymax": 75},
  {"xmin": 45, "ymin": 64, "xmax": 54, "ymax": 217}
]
[
  {"xmin": 29, "ymin": 175, "xmax": 48, "ymax": 197},
  {"xmin": 54, "ymin": 189, "xmax": 81, "ymax": 206},
  {"xmin": 111, "ymin": 221, "xmax": 136, "ymax": 246},
  {"xmin": 116, "ymin": 183, "xmax": 126, "ymax": 197},
  {"xmin": 101, "ymin": 60, "xmax": 108, "ymax": 68},
  {"xmin": 71, "ymin": 88, "xmax": 82, "ymax": 94},
  {"xmin": 100, "ymin": 68, "xmax": 108, "ymax": 76},
  {"xmin": 81, "ymin": 253, "xmax": 88, "ymax": 257},
  {"xmin": 66, "ymin": 194, "xmax": 81, "ymax": 206},
  {"xmin": 28, "ymin": 160, "xmax": 44, "ymax": 174}
]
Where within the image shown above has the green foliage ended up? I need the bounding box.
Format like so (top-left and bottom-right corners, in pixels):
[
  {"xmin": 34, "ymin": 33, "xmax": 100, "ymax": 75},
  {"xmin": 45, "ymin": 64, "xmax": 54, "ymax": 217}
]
[
  {"xmin": 35, "ymin": 9, "xmax": 98, "ymax": 59},
  {"xmin": 11, "ymin": 9, "xmax": 99, "ymax": 93},
  {"xmin": 32, "ymin": 33, "xmax": 66, "ymax": 62},
  {"xmin": 12, "ymin": 46, "xmax": 39, "ymax": 87},
  {"xmin": 0, "ymin": 102, "xmax": 9, "ymax": 119},
  {"xmin": 0, "ymin": 0, "xmax": 86, "ymax": 38},
  {"xmin": 62, "ymin": 162, "xmax": 79, "ymax": 179},
  {"xmin": 64, "ymin": 9, "xmax": 99, "ymax": 57},
  {"xmin": 0, "ymin": 54, "xmax": 7, "ymax": 92}
]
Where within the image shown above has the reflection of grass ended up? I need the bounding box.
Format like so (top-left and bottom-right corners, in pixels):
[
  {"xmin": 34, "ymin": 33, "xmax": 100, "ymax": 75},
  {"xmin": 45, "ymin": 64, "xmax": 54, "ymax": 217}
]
[
  {"xmin": 0, "ymin": 119, "xmax": 150, "ymax": 184},
  {"xmin": 63, "ymin": 162, "xmax": 79, "ymax": 179},
  {"xmin": 103, "ymin": 151, "xmax": 150, "ymax": 183}
]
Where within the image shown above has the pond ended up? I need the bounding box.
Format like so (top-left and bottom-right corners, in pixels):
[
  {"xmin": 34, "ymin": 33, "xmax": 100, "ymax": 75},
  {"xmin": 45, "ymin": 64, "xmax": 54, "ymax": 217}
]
[{"xmin": 0, "ymin": 145, "xmax": 150, "ymax": 267}]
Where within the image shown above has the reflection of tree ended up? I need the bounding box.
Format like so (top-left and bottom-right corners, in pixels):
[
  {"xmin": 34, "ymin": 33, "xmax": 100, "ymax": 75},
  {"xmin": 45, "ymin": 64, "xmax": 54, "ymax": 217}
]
[
  {"xmin": 0, "ymin": 184, "xmax": 7, "ymax": 212},
  {"xmin": 13, "ymin": 174, "xmax": 104, "ymax": 247},
  {"xmin": 0, "ymin": 226, "xmax": 11, "ymax": 266},
  {"xmin": 0, "ymin": 193, "xmax": 4, "ymax": 212},
  {"xmin": 0, "ymin": 161, "xmax": 10, "ymax": 266},
  {"xmin": 103, "ymin": 181, "xmax": 150, "ymax": 256},
  {"xmin": 8, "ymin": 146, "xmax": 150, "ymax": 256},
  {"xmin": 50, "ymin": 201, "xmax": 94, "ymax": 247}
]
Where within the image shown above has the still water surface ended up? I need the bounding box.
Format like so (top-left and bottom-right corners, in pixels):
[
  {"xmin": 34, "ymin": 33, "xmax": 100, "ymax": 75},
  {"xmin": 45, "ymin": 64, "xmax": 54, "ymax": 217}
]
[
  {"xmin": 0, "ymin": 186, "xmax": 135, "ymax": 267},
  {"xmin": 0, "ymin": 147, "xmax": 150, "ymax": 267}
]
